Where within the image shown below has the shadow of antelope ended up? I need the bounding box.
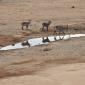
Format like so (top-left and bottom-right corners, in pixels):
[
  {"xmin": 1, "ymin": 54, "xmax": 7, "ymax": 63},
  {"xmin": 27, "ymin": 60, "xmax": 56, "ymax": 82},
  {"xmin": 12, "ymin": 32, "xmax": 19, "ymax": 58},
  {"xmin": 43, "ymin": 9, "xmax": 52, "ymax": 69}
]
[
  {"xmin": 41, "ymin": 20, "xmax": 51, "ymax": 32},
  {"xmin": 21, "ymin": 20, "xmax": 31, "ymax": 30}
]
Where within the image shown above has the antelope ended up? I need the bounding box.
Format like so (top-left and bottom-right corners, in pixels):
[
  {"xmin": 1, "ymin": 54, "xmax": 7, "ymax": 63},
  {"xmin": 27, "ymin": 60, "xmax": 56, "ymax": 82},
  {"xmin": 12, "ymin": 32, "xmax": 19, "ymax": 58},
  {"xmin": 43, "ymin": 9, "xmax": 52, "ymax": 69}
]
[
  {"xmin": 54, "ymin": 25, "xmax": 66, "ymax": 40},
  {"xmin": 54, "ymin": 24, "xmax": 70, "ymax": 40},
  {"xmin": 41, "ymin": 20, "xmax": 51, "ymax": 31},
  {"xmin": 21, "ymin": 20, "xmax": 31, "ymax": 30},
  {"xmin": 21, "ymin": 41, "xmax": 30, "ymax": 47}
]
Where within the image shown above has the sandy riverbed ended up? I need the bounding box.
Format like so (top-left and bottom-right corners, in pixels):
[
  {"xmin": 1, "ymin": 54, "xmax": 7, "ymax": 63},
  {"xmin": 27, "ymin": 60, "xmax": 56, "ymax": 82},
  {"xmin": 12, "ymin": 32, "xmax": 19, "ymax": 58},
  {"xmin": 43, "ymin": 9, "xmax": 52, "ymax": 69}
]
[{"xmin": 0, "ymin": 0, "xmax": 85, "ymax": 85}]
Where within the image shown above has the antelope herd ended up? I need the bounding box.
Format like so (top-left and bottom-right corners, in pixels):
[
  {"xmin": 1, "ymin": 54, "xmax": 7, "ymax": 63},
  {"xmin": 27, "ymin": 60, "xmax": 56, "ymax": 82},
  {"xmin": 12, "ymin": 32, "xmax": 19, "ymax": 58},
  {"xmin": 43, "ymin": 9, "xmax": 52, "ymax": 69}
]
[
  {"xmin": 20, "ymin": 20, "xmax": 70, "ymax": 47},
  {"xmin": 21, "ymin": 20, "xmax": 69, "ymax": 36}
]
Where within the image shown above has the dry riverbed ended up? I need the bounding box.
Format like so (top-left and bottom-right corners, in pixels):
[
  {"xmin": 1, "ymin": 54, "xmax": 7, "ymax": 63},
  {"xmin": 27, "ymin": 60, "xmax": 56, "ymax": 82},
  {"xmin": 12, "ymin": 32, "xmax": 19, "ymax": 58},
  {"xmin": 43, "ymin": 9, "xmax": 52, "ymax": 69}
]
[{"xmin": 0, "ymin": 0, "xmax": 85, "ymax": 85}]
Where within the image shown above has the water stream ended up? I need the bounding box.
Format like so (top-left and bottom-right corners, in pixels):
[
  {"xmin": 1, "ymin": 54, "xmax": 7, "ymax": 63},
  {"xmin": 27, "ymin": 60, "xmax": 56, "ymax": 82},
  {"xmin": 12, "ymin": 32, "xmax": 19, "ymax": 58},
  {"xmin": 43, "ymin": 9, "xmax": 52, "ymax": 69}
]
[{"xmin": 0, "ymin": 34, "xmax": 85, "ymax": 51}]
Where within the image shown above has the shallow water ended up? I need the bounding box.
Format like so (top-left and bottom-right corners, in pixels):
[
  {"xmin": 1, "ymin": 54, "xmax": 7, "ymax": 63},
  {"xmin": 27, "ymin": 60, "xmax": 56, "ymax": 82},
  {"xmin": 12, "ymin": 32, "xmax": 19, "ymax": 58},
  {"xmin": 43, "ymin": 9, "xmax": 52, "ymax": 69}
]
[{"xmin": 0, "ymin": 34, "xmax": 85, "ymax": 51}]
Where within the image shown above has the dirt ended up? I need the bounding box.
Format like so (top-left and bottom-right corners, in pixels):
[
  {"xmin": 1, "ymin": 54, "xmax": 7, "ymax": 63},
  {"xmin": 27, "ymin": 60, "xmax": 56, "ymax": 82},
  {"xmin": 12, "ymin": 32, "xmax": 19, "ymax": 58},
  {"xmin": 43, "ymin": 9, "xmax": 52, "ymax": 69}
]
[
  {"xmin": 0, "ymin": 35, "xmax": 23, "ymax": 47},
  {"xmin": 0, "ymin": 0, "xmax": 85, "ymax": 85}
]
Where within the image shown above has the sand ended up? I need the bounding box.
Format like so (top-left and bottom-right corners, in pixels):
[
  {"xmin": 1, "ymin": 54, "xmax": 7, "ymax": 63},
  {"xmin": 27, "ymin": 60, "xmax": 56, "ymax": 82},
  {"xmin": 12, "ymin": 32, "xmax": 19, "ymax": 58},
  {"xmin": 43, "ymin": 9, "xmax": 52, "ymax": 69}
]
[{"xmin": 0, "ymin": 0, "xmax": 85, "ymax": 85}]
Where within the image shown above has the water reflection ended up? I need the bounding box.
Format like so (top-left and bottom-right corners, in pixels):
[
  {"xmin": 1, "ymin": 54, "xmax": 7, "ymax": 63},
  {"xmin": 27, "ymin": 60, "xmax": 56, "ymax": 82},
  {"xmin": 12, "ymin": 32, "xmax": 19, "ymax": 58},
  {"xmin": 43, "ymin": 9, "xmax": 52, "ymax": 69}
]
[
  {"xmin": 21, "ymin": 41, "xmax": 30, "ymax": 47},
  {"xmin": 42, "ymin": 37, "xmax": 50, "ymax": 43},
  {"xmin": 0, "ymin": 34, "xmax": 85, "ymax": 51}
]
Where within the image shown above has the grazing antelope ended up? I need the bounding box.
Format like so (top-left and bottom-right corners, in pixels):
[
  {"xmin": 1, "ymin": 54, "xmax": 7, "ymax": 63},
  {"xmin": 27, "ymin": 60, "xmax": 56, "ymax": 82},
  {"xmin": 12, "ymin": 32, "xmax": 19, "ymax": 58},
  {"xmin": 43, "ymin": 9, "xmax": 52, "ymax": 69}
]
[
  {"xmin": 21, "ymin": 20, "xmax": 31, "ymax": 30},
  {"xmin": 41, "ymin": 20, "xmax": 51, "ymax": 32},
  {"xmin": 21, "ymin": 41, "xmax": 30, "ymax": 47},
  {"xmin": 54, "ymin": 24, "xmax": 70, "ymax": 40},
  {"xmin": 42, "ymin": 37, "xmax": 50, "ymax": 43},
  {"xmin": 54, "ymin": 25, "xmax": 66, "ymax": 40}
]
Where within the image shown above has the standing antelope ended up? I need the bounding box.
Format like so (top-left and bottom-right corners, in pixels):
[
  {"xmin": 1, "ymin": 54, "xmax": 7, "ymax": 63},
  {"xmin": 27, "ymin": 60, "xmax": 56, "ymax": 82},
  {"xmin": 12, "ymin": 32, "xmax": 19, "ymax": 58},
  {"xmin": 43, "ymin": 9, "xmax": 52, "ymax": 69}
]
[
  {"xmin": 54, "ymin": 24, "xmax": 70, "ymax": 40},
  {"xmin": 21, "ymin": 20, "xmax": 31, "ymax": 30},
  {"xmin": 41, "ymin": 20, "xmax": 51, "ymax": 32},
  {"xmin": 54, "ymin": 25, "xmax": 66, "ymax": 40}
]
